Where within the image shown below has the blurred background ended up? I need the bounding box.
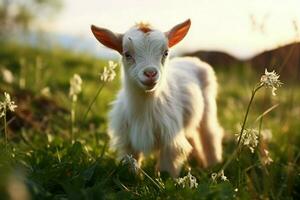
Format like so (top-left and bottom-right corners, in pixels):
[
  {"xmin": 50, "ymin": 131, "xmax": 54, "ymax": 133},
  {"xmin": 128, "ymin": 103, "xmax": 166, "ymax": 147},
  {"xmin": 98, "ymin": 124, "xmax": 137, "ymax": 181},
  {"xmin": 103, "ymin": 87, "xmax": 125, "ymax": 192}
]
[
  {"xmin": 1, "ymin": 0, "xmax": 300, "ymax": 65},
  {"xmin": 0, "ymin": 0, "xmax": 300, "ymax": 199},
  {"xmin": 1, "ymin": 0, "xmax": 300, "ymax": 80}
]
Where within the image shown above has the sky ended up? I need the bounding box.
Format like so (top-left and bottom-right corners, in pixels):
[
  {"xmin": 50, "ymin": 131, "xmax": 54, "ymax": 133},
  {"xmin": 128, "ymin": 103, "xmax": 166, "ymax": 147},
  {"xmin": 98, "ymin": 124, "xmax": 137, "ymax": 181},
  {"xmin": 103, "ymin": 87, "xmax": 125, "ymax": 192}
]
[{"xmin": 39, "ymin": 0, "xmax": 300, "ymax": 59}]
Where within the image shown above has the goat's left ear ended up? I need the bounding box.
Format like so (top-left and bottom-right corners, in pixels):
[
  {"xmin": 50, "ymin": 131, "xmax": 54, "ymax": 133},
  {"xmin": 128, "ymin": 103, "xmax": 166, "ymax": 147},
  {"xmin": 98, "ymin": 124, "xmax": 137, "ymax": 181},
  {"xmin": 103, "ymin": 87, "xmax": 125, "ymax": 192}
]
[
  {"xmin": 166, "ymin": 19, "xmax": 191, "ymax": 48},
  {"xmin": 91, "ymin": 25, "xmax": 123, "ymax": 54}
]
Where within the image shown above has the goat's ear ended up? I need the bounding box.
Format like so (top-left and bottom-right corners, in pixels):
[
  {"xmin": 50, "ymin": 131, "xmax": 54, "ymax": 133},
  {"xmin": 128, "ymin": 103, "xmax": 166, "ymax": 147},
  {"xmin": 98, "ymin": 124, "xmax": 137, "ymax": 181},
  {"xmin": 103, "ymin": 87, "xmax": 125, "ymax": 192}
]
[
  {"xmin": 91, "ymin": 25, "xmax": 123, "ymax": 54},
  {"xmin": 166, "ymin": 19, "xmax": 191, "ymax": 48}
]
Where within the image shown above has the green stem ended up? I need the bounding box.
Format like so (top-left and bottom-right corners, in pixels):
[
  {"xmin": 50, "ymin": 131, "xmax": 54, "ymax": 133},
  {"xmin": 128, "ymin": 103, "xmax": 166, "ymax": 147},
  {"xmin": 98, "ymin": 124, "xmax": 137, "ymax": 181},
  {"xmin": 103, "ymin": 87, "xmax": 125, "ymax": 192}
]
[
  {"xmin": 81, "ymin": 83, "xmax": 105, "ymax": 125},
  {"xmin": 4, "ymin": 107, "xmax": 7, "ymax": 148},
  {"xmin": 258, "ymin": 116, "xmax": 263, "ymax": 137},
  {"xmin": 140, "ymin": 169, "xmax": 163, "ymax": 190},
  {"xmin": 71, "ymin": 98, "xmax": 76, "ymax": 143},
  {"xmin": 221, "ymin": 84, "xmax": 263, "ymax": 171},
  {"xmin": 237, "ymin": 85, "xmax": 263, "ymax": 146},
  {"xmin": 221, "ymin": 146, "xmax": 240, "ymax": 171}
]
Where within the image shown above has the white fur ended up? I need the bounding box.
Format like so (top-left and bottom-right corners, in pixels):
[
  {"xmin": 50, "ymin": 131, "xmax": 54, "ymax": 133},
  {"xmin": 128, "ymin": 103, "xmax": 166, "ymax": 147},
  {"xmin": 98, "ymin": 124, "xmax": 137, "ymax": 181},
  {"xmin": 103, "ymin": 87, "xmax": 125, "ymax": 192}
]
[{"xmin": 108, "ymin": 27, "xmax": 223, "ymax": 177}]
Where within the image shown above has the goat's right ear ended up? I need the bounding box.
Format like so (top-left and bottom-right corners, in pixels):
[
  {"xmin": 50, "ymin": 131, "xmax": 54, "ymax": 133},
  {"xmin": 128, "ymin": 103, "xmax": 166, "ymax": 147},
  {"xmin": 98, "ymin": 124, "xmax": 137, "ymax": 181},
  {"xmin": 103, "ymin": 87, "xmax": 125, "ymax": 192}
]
[
  {"xmin": 166, "ymin": 19, "xmax": 191, "ymax": 48},
  {"xmin": 91, "ymin": 25, "xmax": 123, "ymax": 54}
]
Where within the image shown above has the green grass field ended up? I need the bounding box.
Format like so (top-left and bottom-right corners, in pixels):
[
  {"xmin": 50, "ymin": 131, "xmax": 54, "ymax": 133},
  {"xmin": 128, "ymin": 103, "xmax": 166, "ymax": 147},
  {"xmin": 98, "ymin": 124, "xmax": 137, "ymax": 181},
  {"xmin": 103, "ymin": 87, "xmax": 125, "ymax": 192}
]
[{"xmin": 0, "ymin": 41, "xmax": 299, "ymax": 199}]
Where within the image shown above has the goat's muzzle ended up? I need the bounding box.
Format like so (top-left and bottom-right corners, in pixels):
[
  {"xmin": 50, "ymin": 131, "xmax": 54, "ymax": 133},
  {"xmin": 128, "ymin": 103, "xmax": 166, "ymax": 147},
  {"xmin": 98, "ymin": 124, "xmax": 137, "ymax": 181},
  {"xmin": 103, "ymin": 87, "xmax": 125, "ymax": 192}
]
[{"xmin": 141, "ymin": 67, "xmax": 159, "ymax": 90}]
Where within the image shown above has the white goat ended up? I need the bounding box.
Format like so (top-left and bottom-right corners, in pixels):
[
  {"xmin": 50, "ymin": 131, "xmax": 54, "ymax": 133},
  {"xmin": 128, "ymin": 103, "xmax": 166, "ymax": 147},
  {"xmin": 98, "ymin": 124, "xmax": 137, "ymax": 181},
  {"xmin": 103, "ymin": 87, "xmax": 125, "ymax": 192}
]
[{"xmin": 91, "ymin": 19, "xmax": 223, "ymax": 177}]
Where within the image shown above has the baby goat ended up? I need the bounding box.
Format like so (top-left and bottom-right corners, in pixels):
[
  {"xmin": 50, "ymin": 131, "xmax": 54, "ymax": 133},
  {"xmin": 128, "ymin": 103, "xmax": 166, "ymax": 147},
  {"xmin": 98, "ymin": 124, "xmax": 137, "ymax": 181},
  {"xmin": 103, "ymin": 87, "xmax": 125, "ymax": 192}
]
[{"xmin": 91, "ymin": 19, "xmax": 223, "ymax": 177}]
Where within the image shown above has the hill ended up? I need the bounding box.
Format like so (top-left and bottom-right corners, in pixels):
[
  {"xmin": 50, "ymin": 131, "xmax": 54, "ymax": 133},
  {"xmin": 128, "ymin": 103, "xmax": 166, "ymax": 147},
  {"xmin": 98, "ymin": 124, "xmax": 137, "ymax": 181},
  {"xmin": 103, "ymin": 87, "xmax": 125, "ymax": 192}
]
[{"xmin": 186, "ymin": 42, "xmax": 300, "ymax": 80}]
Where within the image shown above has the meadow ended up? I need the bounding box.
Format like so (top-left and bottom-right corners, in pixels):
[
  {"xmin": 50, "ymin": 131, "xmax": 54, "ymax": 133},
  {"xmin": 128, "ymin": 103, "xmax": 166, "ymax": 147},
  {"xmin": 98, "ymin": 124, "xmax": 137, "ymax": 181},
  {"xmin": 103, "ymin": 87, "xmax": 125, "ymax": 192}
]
[{"xmin": 0, "ymin": 41, "xmax": 299, "ymax": 199}]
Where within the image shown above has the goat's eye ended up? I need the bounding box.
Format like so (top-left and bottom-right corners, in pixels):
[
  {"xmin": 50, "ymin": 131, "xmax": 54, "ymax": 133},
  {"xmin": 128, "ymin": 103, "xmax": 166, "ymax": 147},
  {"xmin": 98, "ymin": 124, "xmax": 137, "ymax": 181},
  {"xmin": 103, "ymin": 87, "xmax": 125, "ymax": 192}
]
[
  {"xmin": 163, "ymin": 50, "xmax": 169, "ymax": 57},
  {"xmin": 124, "ymin": 52, "xmax": 132, "ymax": 60}
]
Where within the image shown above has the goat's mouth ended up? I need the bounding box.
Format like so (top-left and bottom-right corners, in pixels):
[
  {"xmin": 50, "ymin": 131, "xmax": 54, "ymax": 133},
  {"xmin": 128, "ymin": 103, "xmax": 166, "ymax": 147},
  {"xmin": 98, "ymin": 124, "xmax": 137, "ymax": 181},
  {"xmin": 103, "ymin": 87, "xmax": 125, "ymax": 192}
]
[{"xmin": 140, "ymin": 80, "xmax": 158, "ymax": 91}]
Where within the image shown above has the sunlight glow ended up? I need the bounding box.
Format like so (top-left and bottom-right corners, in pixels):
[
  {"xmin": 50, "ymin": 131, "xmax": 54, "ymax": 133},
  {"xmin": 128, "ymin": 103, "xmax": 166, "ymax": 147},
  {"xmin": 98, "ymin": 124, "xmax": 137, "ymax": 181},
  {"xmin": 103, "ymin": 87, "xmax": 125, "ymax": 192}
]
[{"xmin": 39, "ymin": 0, "xmax": 300, "ymax": 59}]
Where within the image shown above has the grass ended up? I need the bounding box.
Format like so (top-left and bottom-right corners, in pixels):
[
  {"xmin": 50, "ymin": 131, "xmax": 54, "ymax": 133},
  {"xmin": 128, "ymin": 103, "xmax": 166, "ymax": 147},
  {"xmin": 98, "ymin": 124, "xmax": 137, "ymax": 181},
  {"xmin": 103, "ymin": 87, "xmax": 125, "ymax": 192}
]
[{"xmin": 0, "ymin": 41, "xmax": 299, "ymax": 199}]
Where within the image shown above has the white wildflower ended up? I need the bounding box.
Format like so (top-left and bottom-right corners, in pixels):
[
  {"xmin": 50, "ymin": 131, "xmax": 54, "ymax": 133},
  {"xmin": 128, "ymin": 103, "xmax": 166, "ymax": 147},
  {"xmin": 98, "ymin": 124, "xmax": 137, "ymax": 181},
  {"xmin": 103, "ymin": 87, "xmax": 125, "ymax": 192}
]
[
  {"xmin": 121, "ymin": 154, "xmax": 139, "ymax": 174},
  {"xmin": 40, "ymin": 87, "xmax": 51, "ymax": 97},
  {"xmin": 176, "ymin": 169, "xmax": 198, "ymax": 189},
  {"xmin": 69, "ymin": 74, "xmax": 82, "ymax": 101},
  {"xmin": 236, "ymin": 128, "xmax": 259, "ymax": 153},
  {"xmin": 0, "ymin": 92, "xmax": 17, "ymax": 118},
  {"xmin": 211, "ymin": 173, "xmax": 218, "ymax": 182},
  {"xmin": 262, "ymin": 149, "xmax": 273, "ymax": 165},
  {"xmin": 1, "ymin": 68, "xmax": 14, "ymax": 84},
  {"xmin": 4, "ymin": 92, "xmax": 17, "ymax": 112},
  {"xmin": 100, "ymin": 61, "xmax": 117, "ymax": 82},
  {"xmin": 261, "ymin": 129, "xmax": 272, "ymax": 142},
  {"xmin": 211, "ymin": 170, "xmax": 229, "ymax": 182},
  {"xmin": 219, "ymin": 170, "xmax": 228, "ymax": 182},
  {"xmin": 260, "ymin": 68, "xmax": 282, "ymax": 96}
]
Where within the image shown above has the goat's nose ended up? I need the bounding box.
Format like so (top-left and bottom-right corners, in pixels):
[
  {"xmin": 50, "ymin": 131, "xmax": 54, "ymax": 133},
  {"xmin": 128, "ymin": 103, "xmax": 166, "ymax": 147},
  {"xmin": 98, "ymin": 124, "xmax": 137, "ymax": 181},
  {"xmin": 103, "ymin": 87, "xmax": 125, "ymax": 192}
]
[{"xmin": 144, "ymin": 68, "xmax": 157, "ymax": 79}]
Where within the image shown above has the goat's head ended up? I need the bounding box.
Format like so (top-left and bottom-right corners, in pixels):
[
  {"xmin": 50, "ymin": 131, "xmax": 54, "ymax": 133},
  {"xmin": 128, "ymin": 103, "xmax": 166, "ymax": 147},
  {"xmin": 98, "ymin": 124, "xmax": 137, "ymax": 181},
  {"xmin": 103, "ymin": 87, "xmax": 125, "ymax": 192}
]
[{"xmin": 91, "ymin": 19, "xmax": 191, "ymax": 92}]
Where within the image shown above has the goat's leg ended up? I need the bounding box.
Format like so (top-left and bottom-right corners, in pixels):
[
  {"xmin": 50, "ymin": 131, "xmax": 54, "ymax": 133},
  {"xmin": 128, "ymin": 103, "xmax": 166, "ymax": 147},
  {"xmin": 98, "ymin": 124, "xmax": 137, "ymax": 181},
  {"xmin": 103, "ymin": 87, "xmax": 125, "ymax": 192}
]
[
  {"xmin": 199, "ymin": 96, "xmax": 223, "ymax": 166},
  {"xmin": 157, "ymin": 147, "xmax": 182, "ymax": 177},
  {"xmin": 122, "ymin": 145, "xmax": 144, "ymax": 167},
  {"xmin": 157, "ymin": 136, "xmax": 192, "ymax": 177},
  {"xmin": 131, "ymin": 151, "xmax": 143, "ymax": 167},
  {"xmin": 187, "ymin": 130, "xmax": 207, "ymax": 167}
]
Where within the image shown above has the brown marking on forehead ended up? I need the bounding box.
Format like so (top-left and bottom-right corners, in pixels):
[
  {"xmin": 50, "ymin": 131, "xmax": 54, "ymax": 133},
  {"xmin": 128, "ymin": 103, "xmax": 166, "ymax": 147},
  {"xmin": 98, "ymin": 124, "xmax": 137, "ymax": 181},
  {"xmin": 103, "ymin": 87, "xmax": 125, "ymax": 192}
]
[{"xmin": 135, "ymin": 22, "xmax": 153, "ymax": 33}]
